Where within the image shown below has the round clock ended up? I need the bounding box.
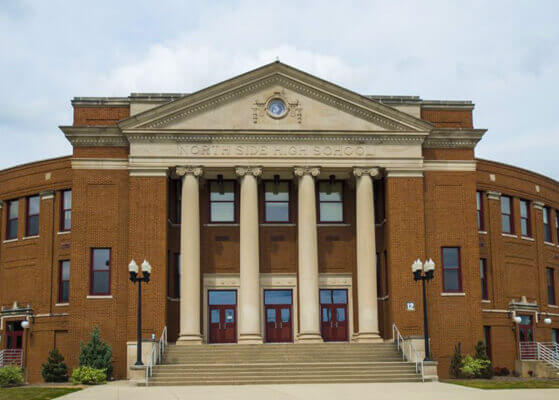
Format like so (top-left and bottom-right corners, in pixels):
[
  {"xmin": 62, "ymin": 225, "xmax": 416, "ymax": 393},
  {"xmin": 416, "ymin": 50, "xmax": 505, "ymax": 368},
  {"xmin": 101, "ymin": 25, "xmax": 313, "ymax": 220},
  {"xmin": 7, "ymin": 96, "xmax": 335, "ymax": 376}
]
[{"xmin": 267, "ymin": 98, "xmax": 287, "ymax": 118}]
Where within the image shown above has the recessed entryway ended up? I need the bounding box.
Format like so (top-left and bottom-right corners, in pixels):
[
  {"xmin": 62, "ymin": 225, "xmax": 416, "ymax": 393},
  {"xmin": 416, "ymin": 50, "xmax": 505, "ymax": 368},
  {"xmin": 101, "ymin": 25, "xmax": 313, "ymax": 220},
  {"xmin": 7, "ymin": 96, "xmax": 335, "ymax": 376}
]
[
  {"xmin": 208, "ymin": 290, "xmax": 237, "ymax": 344},
  {"xmin": 264, "ymin": 289, "xmax": 293, "ymax": 343},
  {"xmin": 320, "ymin": 289, "xmax": 348, "ymax": 342}
]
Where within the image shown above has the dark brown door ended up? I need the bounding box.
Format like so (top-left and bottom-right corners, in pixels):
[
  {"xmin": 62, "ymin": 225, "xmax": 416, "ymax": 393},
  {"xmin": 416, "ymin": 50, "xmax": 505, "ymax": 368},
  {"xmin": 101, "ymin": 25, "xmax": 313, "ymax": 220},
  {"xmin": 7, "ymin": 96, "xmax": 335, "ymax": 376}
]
[
  {"xmin": 518, "ymin": 315, "xmax": 534, "ymax": 342},
  {"xmin": 5, "ymin": 321, "xmax": 23, "ymax": 349},
  {"xmin": 320, "ymin": 289, "xmax": 348, "ymax": 342},
  {"xmin": 264, "ymin": 290, "xmax": 293, "ymax": 343},
  {"xmin": 208, "ymin": 290, "xmax": 237, "ymax": 344}
]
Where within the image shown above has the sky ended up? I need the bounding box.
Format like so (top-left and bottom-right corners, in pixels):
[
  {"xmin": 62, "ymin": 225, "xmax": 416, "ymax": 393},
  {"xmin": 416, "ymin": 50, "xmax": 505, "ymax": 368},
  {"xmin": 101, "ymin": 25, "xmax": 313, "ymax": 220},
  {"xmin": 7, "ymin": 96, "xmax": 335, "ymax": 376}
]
[{"xmin": 1, "ymin": 1, "xmax": 558, "ymax": 177}]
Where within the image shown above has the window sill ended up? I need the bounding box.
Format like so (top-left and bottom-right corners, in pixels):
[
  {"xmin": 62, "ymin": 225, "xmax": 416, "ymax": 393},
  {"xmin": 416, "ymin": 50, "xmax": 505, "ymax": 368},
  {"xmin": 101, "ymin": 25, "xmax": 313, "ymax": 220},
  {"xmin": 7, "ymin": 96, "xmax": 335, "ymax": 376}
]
[
  {"xmin": 2, "ymin": 238, "xmax": 18, "ymax": 243},
  {"xmin": 548, "ymin": 304, "xmax": 559, "ymax": 309},
  {"xmin": 57, "ymin": 231, "xmax": 71, "ymax": 235},
  {"xmin": 23, "ymin": 235, "xmax": 39, "ymax": 240},
  {"xmin": 478, "ymin": 231, "xmax": 487, "ymax": 235},
  {"xmin": 501, "ymin": 233, "xmax": 518, "ymax": 238},
  {"xmin": 261, "ymin": 223, "xmax": 296, "ymax": 227},
  {"xmin": 521, "ymin": 236, "xmax": 535, "ymax": 241},
  {"xmin": 55, "ymin": 303, "xmax": 69, "ymax": 307},
  {"xmin": 317, "ymin": 223, "xmax": 351, "ymax": 227},
  {"xmin": 441, "ymin": 292, "xmax": 466, "ymax": 297},
  {"xmin": 203, "ymin": 223, "xmax": 239, "ymax": 227},
  {"xmin": 544, "ymin": 241, "xmax": 555, "ymax": 247},
  {"xmin": 86, "ymin": 295, "xmax": 113, "ymax": 299},
  {"xmin": 481, "ymin": 299, "xmax": 491, "ymax": 303}
]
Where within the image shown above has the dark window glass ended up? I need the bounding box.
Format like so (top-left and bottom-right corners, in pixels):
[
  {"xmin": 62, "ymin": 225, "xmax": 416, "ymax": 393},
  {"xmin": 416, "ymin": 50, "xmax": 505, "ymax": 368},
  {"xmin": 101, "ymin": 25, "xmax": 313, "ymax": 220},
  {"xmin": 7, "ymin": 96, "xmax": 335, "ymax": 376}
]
[
  {"xmin": 208, "ymin": 290, "xmax": 236, "ymax": 305},
  {"xmin": 319, "ymin": 289, "xmax": 348, "ymax": 304},
  {"xmin": 547, "ymin": 268, "xmax": 556, "ymax": 305},
  {"xmin": 483, "ymin": 326, "xmax": 492, "ymax": 360},
  {"xmin": 175, "ymin": 180, "xmax": 182, "ymax": 224},
  {"xmin": 442, "ymin": 247, "xmax": 462, "ymax": 292},
  {"xmin": 61, "ymin": 190, "xmax": 72, "ymax": 231},
  {"xmin": 175, "ymin": 253, "xmax": 180, "ymax": 298},
  {"xmin": 476, "ymin": 191, "xmax": 483, "ymax": 230},
  {"xmin": 501, "ymin": 196, "xmax": 513, "ymax": 234},
  {"xmin": 264, "ymin": 181, "xmax": 290, "ymax": 222},
  {"xmin": 556, "ymin": 211, "xmax": 559, "ymax": 245},
  {"xmin": 552, "ymin": 328, "xmax": 558, "ymax": 344},
  {"xmin": 267, "ymin": 308, "xmax": 275, "ymax": 323},
  {"xmin": 91, "ymin": 248, "xmax": 110, "ymax": 295},
  {"xmin": 318, "ymin": 181, "xmax": 343, "ymax": 222},
  {"xmin": 6, "ymin": 200, "xmax": 19, "ymax": 240},
  {"xmin": 59, "ymin": 260, "xmax": 70, "ymax": 303},
  {"xmin": 480, "ymin": 259, "xmax": 488, "ymax": 300},
  {"xmin": 209, "ymin": 181, "xmax": 235, "ymax": 222},
  {"xmin": 26, "ymin": 195, "xmax": 40, "ymax": 237},
  {"xmin": 264, "ymin": 290, "xmax": 292, "ymax": 305},
  {"xmin": 544, "ymin": 207, "xmax": 553, "ymax": 243},
  {"xmin": 520, "ymin": 200, "xmax": 531, "ymax": 237}
]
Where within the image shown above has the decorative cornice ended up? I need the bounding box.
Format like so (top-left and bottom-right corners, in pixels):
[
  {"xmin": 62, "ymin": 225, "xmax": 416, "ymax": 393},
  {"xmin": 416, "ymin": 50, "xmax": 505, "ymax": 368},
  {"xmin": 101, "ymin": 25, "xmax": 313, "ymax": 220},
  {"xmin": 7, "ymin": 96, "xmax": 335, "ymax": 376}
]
[
  {"xmin": 423, "ymin": 129, "xmax": 486, "ymax": 149},
  {"xmin": 423, "ymin": 160, "xmax": 477, "ymax": 172},
  {"xmin": 40, "ymin": 190, "xmax": 55, "ymax": 200},
  {"xmin": 71, "ymin": 158, "xmax": 129, "ymax": 170},
  {"xmin": 60, "ymin": 126, "xmax": 128, "ymax": 147},
  {"xmin": 384, "ymin": 170, "xmax": 423, "ymax": 178},
  {"xmin": 293, "ymin": 166, "xmax": 320, "ymax": 177},
  {"xmin": 533, "ymin": 201, "xmax": 545, "ymax": 210},
  {"xmin": 128, "ymin": 167, "xmax": 169, "ymax": 177},
  {"xmin": 487, "ymin": 190, "xmax": 501, "ymax": 201},
  {"xmin": 235, "ymin": 166, "xmax": 262, "ymax": 177},
  {"xmin": 175, "ymin": 166, "xmax": 203, "ymax": 177},
  {"xmin": 353, "ymin": 167, "xmax": 381, "ymax": 178}
]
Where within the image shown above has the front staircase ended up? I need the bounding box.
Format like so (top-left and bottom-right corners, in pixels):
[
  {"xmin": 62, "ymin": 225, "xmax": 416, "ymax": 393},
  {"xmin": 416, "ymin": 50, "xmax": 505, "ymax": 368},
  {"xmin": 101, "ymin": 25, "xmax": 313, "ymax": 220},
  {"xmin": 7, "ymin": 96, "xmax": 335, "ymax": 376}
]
[{"xmin": 147, "ymin": 342, "xmax": 423, "ymax": 386}]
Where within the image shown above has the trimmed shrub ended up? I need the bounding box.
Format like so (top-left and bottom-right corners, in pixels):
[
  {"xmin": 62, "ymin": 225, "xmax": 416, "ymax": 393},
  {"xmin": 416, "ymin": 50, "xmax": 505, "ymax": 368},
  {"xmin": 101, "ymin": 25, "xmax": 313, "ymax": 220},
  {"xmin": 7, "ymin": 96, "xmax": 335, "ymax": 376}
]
[
  {"xmin": 474, "ymin": 341, "xmax": 494, "ymax": 379},
  {"xmin": 72, "ymin": 366, "xmax": 107, "ymax": 385},
  {"xmin": 449, "ymin": 342, "xmax": 463, "ymax": 378},
  {"xmin": 42, "ymin": 348, "xmax": 69, "ymax": 382},
  {"xmin": 460, "ymin": 355, "xmax": 491, "ymax": 378},
  {"xmin": 0, "ymin": 366, "xmax": 24, "ymax": 387},
  {"xmin": 78, "ymin": 325, "xmax": 112, "ymax": 378}
]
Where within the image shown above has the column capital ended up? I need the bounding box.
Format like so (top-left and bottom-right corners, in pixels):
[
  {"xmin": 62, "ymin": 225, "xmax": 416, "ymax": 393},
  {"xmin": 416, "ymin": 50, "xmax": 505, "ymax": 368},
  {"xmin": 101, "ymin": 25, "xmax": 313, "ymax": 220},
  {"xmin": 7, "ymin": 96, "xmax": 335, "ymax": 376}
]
[
  {"xmin": 533, "ymin": 201, "xmax": 545, "ymax": 211},
  {"xmin": 175, "ymin": 166, "xmax": 203, "ymax": 177},
  {"xmin": 486, "ymin": 190, "xmax": 501, "ymax": 201},
  {"xmin": 294, "ymin": 166, "xmax": 320, "ymax": 177},
  {"xmin": 353, "ymin": 167, "xmax": 381, "ymax": 178},
  {"xmin": 235, "ymin": 166, "xmax": 262, "ymax": 177}
]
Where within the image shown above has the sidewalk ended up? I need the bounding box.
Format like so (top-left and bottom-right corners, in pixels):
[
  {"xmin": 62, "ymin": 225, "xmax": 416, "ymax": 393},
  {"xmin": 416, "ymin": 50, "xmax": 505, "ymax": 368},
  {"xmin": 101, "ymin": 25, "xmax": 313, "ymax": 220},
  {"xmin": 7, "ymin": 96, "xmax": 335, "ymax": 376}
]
[{"xmin": 60, "ymin": 380, "xmax": 559, "ymax": 400}]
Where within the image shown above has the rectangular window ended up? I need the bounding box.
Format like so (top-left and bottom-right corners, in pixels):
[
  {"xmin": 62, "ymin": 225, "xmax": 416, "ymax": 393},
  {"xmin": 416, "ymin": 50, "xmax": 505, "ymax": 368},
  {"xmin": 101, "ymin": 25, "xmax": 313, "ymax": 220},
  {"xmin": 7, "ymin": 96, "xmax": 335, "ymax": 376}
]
[
  {"xmin": 544, "ymin": 207, "xmax": 553, "ymax": 243},
  {"xmin": 556, "ymin": 211, "xmax": 559, "ymax": 245},
  {"xmin": 26, "ymin": 195, "xmax": 40, "ymax": 237},
  {"xmin": 547, "ymin": 267, "xmax": 556, "ymax": 305},
  {"xmin": 442, "ymin": 247, "xmax": 462, "ymax": 292},
  {"xmin": 553, "ymin": 328, "xmax": 558, "ymax": 344},
  {"xmin": 6, "ymin": 200, "xmax": 18, "ymax": 240},
  {"xmin": 175, "ymin": 253, "xmax": 181, "ymax": 298},
  {"xmin": 480, "ymin": 259, "xmax": 488, "ymax": 300},
  {"xmin": 175, "ymin": 181, "xmax": 181, "ymax": 224},
  {"xmin": 318, "ymin": 180, "xmax": 344, "ymax": 223},
  {"xmin": 209, "ymin": 181, "xmax": 236, "ymax": 222},
  {"xmin": 483, "ymin": 326, "xmax": 492, "ymax": 360},
  {"xmin": 59, "ymin": 260, "xmax": 70, "ymax": 303},
  {"xmin": 520, "ymin": 199, "xmax": 531, "ymax": 237},
  {"xmin": 90, "ymin": 248, "xmax": 111, "ymax": 295},
  {"xmin": 501, "ymin": 196, "xmax": 513, "ymax": 234},
  {"xmin": 476, "ymin": 191, "xmax": 484, "ymax": 231},
  {"xmin": 264, "ymin": 181, "xmax": 290, "ymax": 222},
  {"xmin": 60, "ymin": 190, "xmax": 72, "ymax": 231}
]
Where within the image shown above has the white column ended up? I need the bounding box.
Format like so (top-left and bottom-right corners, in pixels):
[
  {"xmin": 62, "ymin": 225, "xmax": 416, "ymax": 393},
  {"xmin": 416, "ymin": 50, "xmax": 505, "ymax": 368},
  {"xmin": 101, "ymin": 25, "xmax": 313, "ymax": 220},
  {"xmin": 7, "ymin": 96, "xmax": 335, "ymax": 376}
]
[
  {"xmin": 353, "ymin": 167, "xmax": 382, "ymax": 342},
  {"xmin": 294, "ymin": 166, "xmax": 323, "ymax": 343},
  {"xmin": 236, "ymin": 166, "xmax": 263, "ymax": 344},
  {"xmin": 176, "ymin": 166, "xmax": 203, "ymax": 345}
]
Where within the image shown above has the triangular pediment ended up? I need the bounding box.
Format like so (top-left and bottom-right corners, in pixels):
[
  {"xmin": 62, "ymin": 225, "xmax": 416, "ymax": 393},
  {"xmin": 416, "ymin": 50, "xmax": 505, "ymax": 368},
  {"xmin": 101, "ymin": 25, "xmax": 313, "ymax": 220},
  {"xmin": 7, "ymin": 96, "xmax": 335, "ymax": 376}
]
[{"xmin": 119, "ymin": 62, "xmax": 432, "ymax": 133}]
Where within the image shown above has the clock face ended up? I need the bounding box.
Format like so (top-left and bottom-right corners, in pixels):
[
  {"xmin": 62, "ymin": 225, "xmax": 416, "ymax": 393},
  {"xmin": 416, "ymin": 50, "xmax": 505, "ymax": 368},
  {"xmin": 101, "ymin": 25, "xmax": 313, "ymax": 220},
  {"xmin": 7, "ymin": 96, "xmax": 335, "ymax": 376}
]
[{"xmin": 267, "ymin": 99, "xmax": 287, "ymax": 118}]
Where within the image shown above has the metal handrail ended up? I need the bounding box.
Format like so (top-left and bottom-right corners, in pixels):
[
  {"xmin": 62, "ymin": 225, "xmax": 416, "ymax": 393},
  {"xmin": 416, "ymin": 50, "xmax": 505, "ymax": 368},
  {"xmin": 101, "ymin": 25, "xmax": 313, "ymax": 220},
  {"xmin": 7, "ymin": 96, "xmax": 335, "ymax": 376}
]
[
  {"xmin": 0, "ymin": 349, "xmax": 23, "ymax": 368},
  {"xmin": 519, "ymin": 341, "xmax": 559, "ymax": 370},
  {"xmin": 145, "ymin": 326, "xmax": 168, "ymax": 386},
  {"xmin": 392, "ymin": 323, "xmax": 424, "ymax": 381}
]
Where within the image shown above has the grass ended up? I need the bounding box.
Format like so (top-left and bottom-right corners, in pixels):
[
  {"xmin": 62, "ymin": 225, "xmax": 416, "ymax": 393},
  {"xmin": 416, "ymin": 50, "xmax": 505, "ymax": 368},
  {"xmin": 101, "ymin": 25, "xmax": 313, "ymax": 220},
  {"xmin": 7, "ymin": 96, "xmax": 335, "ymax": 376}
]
[
  {"xmin": 444, "ymin": 379, "xmax": 559, "ymax": 389},
  {"xmin": 0, "ymin": 387, "xmax": 81, "ymax": 400}
]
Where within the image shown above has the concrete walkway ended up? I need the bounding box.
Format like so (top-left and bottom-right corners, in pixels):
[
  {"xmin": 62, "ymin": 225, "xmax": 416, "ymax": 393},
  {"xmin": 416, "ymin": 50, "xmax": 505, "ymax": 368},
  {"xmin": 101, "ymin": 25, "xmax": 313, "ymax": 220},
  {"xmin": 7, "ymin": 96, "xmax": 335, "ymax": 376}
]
[{"xmin": 60, "ymin": 380, "xmax": 559, "ymax": 400}]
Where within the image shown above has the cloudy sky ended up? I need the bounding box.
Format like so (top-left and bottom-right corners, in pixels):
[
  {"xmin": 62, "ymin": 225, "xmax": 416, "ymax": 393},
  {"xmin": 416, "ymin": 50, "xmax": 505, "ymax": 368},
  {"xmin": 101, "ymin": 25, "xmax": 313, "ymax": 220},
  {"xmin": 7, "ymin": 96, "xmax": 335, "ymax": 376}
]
[{"xmin": 1, "ymin": 1, "xmax": 558, "ymax": 177}]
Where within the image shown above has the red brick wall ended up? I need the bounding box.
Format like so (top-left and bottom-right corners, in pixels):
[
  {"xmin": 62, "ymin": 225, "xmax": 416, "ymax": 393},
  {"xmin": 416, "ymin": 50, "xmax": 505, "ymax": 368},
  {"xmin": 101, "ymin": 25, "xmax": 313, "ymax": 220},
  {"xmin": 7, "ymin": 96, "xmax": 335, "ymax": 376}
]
[
  {"xmin": 421, "ymin": 109, "xmax": 473, "ymax": 128},
  {"xmin": 73, "ymin": 106, "xmax": 130, "ymax": 126}
]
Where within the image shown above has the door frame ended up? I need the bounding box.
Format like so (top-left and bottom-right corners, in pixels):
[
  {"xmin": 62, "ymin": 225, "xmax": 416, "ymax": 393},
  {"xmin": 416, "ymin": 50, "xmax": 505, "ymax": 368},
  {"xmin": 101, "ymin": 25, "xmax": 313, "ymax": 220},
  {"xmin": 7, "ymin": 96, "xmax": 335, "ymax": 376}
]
[
  {"xmin": 264, "ymin": 288, "xmax": 294, "ymax": 343},
  {"xmin": 320, "ymin": 289, "xmax": 349, "ymax": 342},
  {"xmin": 203, "ymin": 274, "xmax": 240, "ymax": 344},
  {"xmin": 318, "ymin": 273, "xmax": 354, "ymax": 342},
  {"xmin": 260, "ymin": 273, "xmax": 298, "ymax": 344}
]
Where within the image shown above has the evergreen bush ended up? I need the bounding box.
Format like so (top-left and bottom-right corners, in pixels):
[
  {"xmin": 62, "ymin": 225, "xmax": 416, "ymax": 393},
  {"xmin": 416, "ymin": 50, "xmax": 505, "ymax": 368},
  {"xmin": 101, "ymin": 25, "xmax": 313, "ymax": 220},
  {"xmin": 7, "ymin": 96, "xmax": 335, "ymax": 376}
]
[
  {"xmin": 449, "ymin": 342, "xmax": 463, "ymax": 378},
  {"xmin": 41, "ymin": 348, "xmax": 69, "ymax": 382},
  {"xmin": 474, "ymin": 340, "xmax": 494, "ymax": 378},
  {"xmin": 78, "ymin": 325, "xmax": 113, "ymax": 378}
]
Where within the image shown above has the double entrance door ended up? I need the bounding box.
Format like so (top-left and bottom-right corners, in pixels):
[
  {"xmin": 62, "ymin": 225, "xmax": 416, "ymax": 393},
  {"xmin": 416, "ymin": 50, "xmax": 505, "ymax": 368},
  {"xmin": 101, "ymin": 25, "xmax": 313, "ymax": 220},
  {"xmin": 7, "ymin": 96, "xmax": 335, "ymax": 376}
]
[
  {"xmin": 264, "ymin": 290, "xmax": 293, "ymax": 343},
  {"xmin": 208, "ymin": 290, "xmax": 237, "ymax": 344},
  {"xmin": 4, "ymin": 321, "xmax": 23, "ymax": 349},
  {"xmin": 320, "ymin": 289, "xmax": 348, "ymax": 342}
]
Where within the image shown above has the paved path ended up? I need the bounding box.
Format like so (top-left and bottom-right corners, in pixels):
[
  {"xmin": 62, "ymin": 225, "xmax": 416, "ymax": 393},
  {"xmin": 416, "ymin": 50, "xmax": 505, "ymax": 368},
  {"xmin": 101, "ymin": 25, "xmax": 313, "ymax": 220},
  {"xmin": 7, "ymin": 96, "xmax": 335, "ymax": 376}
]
[{"xmin": 60, "ymin": 380, "xmax": 559, "ymax": 400}]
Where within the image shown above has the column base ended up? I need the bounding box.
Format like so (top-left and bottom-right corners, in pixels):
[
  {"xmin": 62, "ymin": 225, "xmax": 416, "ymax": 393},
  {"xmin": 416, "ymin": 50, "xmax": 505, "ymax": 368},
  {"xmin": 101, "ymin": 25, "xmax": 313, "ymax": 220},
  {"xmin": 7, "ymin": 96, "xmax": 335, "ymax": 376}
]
[
  {"xmin": 353, "ymin": 332, "xmax": 383, "ymax": 343},
  {"xmin": 238, "ymin": 333, "xmax": 263, "ymax": 344},
  {"xmin": 297, "ymin": 332, "xmax": 324, "ymax": 343},
  {"xmin": 176, "ymin": 334, "xmax": 203, "ymax": 345}
]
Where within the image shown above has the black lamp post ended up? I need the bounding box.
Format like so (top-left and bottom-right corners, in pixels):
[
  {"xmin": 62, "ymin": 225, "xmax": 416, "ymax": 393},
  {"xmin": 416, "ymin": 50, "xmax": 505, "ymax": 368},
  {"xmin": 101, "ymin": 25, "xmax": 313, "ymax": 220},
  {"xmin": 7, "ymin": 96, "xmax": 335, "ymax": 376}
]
[
  {"xmin": 128, "ymin": 259, "xmax": 152, "ymax": 366},
  {"xmin": 412, "ymin": 258, "xmax": 435, "ymax": 362}
]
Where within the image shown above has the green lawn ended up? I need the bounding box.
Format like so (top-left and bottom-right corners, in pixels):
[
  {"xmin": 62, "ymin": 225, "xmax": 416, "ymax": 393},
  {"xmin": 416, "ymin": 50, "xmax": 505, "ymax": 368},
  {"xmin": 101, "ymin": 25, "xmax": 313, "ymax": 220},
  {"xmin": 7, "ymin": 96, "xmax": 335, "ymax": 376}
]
[
  {"xmin": 444, "ymin": 379, "xmax": 559, "ymax": 389},
  {"xmin": 0, "ymin": 387, "xmax": 81, "ymax": 400}
]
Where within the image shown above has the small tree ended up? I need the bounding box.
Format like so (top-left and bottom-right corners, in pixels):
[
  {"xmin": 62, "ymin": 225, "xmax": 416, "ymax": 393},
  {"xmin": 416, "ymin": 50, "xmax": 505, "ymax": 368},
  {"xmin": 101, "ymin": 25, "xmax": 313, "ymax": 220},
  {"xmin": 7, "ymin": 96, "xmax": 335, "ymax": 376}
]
[
  {"xmin": 474, "ymin": 340, "xmax": 494, "ymax": 378},
  {"xmin": 79, "ymin": 326, "xmax": 113, "ymax": 378},
  {"xmin": 449, "ymin": 342, "xmax": 463, "ymax": 378},
  {"xmin": 41, "ymin": 348, "xmax": 69, "ymax": 382}
]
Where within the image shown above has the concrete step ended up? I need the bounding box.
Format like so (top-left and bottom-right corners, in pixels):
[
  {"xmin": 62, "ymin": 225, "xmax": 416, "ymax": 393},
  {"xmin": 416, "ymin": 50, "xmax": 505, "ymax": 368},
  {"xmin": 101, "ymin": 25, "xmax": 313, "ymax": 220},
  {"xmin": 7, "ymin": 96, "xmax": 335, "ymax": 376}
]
[{"xmin": 145, "ymin": 376, "xmax": 424, "ymax": 386}]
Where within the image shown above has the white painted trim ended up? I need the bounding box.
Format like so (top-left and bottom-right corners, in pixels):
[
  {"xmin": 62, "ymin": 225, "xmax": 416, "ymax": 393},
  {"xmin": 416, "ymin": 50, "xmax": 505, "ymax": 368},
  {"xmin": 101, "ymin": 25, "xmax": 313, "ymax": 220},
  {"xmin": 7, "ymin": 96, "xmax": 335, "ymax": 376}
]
[
  {"xmin": 2, "ymin": 239, "xmax": 18, "ymax": 244},
  {"xmin": 72, "ymin": 158, "xmax": 129, "ymax": 170},
  {"xmin": 423, "ymin": 160, "xmax": 476, "ymax": 172},
  {"xmin": 482, "ymin": 300, "xmax": 491, "ymax": 303},
  {"xmin": 40, "ymin": 195, "xmax": 54, "ymax": 200},
  {"xmin": 57, "ymin": 231, "xmax": 71, "ymax": 235},
  {"xmin": 35, "ymin": 313, "xmax": 69, "ymax": 317},
  {"xmin": 385, "ymin": 170, "xmax": 423, "ymax": 178},
  {"xmin": 129, "ymin": 169, "xmax": 169, "ymax": 177},
  {"xmin": 521, "ymin": 236, "xmax": 535, "ymax": 242},
  {"xmin": 86, "ymin": 295, "xmax": 113, "ymax": 299},
  {"xmin": 441, "ymin": 292, "xmax": 466, "ymax": 297},
  {"xmin": 482, "ymin": 309, "xmax": 509, "ymax": 313},
  {"xmin": 502, "ymin": 233, "xmax": 518, "ymax": 239},
  {"xmin": 478, "ymin": 231, "xmax": 487, "ymax": 235},
  {"xmin": 55, "ymin": 303, "xmax": 69, "ymax": 307},
  {"xmin": 545, "ymin": 241, "xmax": 555, "ymax": 247},
  {"xmin": 548, "ymin": 305, "xmax": 559, "ymax": 309},
  {"xmin": 23, "ymin": 235, "xmax": 39, "ymax": 240}
]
